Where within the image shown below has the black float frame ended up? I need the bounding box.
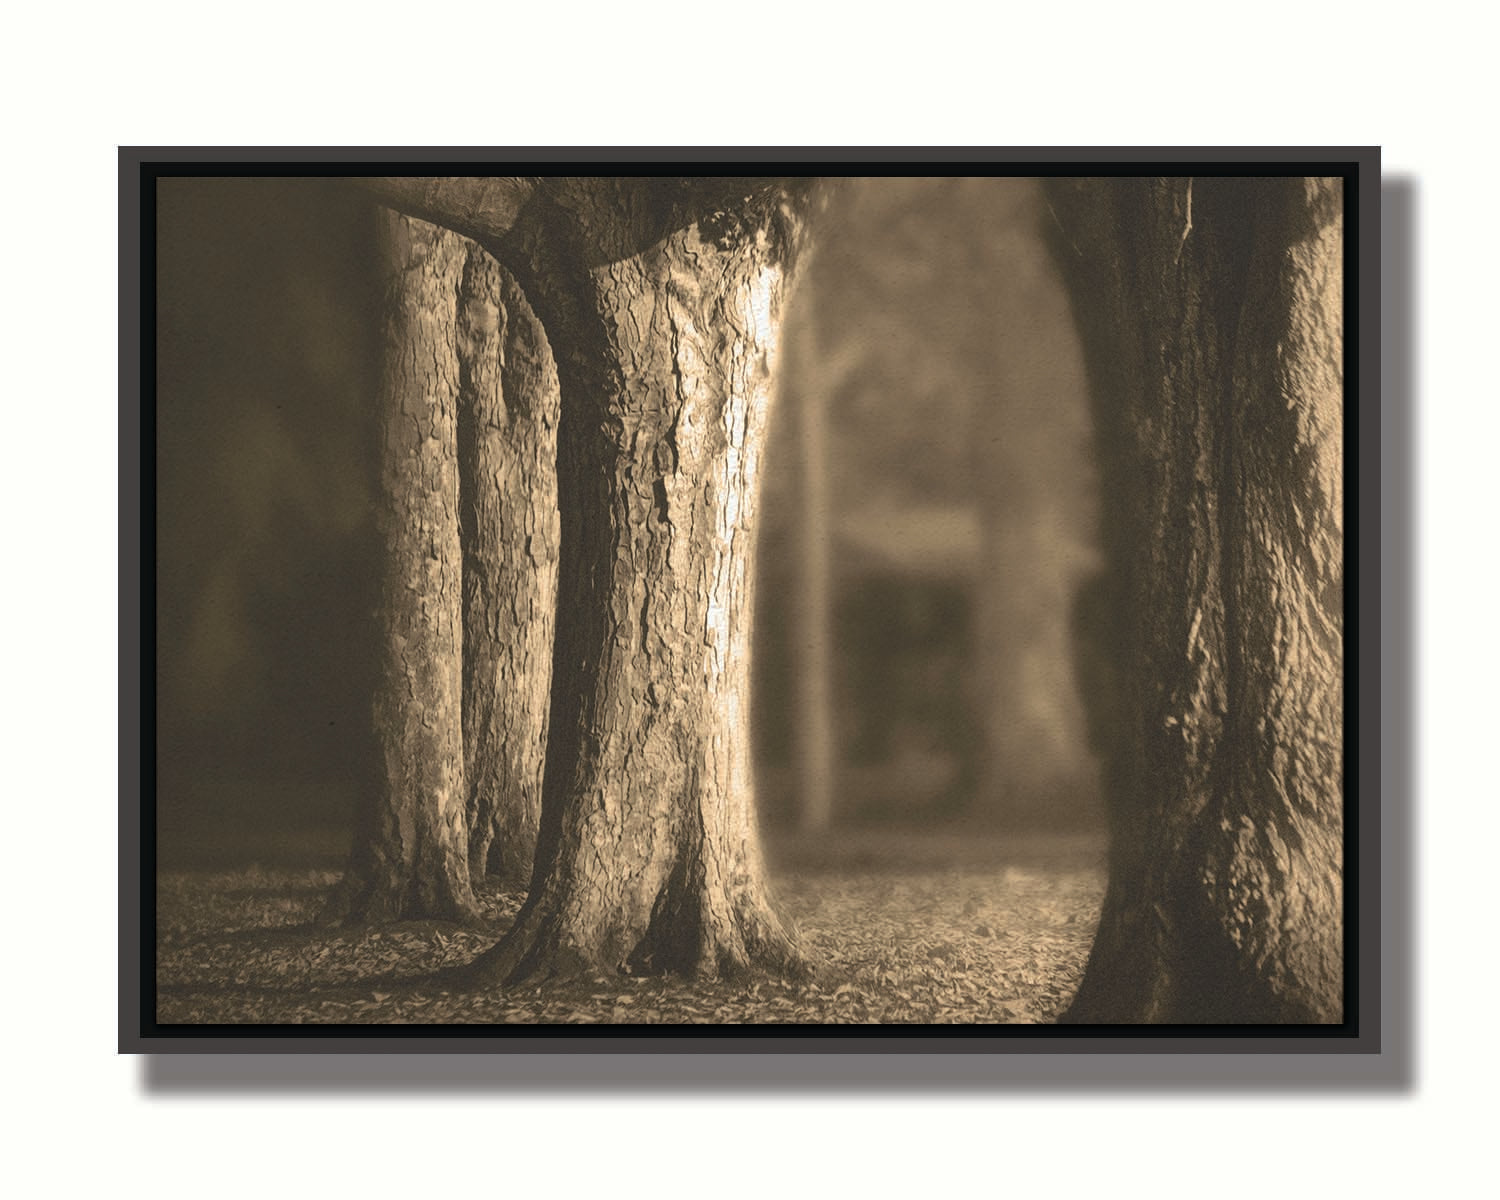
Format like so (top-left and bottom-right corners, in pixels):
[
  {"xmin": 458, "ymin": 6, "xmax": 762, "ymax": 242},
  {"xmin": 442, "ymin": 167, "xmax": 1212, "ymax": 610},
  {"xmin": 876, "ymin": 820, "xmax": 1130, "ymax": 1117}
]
[{"xmin": 123, "ymin": 147, "xmax": 1397, "ymax": 1086}]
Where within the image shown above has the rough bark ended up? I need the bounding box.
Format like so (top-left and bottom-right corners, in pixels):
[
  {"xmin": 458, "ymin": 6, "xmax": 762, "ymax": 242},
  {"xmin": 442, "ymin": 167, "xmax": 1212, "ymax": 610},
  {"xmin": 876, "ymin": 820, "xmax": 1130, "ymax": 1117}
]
[
  {"xmin": 461, "ymin": 180, "xmax": 813, "ymax": 984},
  {"xmin": 1216, "ymin": 178, "xmax": 1345, "ymax": 1020},
  {"xmin": 323, "ymin": 210, "xmax": 478, "ymax": 926},
  {"xmin": 456, "ymin": 245, "xmax": 560, "ymax": 887},
  {"xmin": 1046, "ymin": 177, "xmax": 1344, "ymax": 1022}
]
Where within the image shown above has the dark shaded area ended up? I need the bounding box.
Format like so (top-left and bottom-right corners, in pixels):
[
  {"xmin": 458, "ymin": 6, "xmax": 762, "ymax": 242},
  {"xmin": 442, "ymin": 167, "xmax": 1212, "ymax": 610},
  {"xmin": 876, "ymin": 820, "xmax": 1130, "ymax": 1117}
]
[{"xmin": 156, "ymin": 178, "xmax": 383, "ymax": 853}]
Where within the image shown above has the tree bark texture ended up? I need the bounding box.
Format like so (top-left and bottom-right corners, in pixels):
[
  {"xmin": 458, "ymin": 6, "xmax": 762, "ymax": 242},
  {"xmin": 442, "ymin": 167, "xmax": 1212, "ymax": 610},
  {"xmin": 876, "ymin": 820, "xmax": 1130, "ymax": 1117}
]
[
  {"xmin": 465, "ymin": 181, "xmax": 811, "ymax": 984},
  {"xmin": 1046, "ymin": 177, "xmax": 1344, "ymax": 1022},
  {"xmin": 1218, "ymin": 178, "xmax": 1345, "ymax": 1020},
  {"xmin": 456, "ymin": 246, "xmax": 560, "ymax": 887},
  {"xmin": 324, "ymin": 210, "xmax": 478, "ymax": 925}
]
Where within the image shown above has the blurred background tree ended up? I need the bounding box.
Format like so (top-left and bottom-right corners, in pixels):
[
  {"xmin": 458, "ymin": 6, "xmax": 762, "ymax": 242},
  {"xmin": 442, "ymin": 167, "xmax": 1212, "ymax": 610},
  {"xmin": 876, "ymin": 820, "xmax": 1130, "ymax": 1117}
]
[{"xmin": 756, "ymin": 177, "xmax": 1103, "ymax": 831}]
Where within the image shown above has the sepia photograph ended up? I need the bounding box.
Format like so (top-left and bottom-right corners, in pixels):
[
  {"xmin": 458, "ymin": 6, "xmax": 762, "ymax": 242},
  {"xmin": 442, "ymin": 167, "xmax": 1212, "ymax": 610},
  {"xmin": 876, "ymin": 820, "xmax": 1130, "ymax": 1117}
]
[{"xmin": 138, "ymin": 157, "xmax": 1361, "ymax": 1037}]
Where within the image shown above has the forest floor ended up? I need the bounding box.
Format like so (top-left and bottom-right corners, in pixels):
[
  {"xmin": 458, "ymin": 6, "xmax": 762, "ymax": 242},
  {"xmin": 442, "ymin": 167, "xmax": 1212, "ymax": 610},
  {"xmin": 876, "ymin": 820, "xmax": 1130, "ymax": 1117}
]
[{"xmin": 153, "ymin": 830, "xmax": 1106, "ymax": 1025}]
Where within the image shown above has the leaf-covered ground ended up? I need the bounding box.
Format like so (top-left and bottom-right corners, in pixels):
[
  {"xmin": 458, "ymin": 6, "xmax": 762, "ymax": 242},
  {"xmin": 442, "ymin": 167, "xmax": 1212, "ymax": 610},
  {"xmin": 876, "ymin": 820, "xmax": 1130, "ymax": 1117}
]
[{"xmin": 155, "ymin": 832, "xmax": 1105, "ymax": 1025}]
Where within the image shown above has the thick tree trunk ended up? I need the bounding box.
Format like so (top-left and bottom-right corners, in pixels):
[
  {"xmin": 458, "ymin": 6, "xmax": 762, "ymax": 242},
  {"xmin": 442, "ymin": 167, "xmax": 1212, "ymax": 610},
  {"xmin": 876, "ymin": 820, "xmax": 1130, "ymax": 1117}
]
[
  {"xmin": 467, "ymin": 182, "xmax": 810, "ymax": 984},
  {"xmin": 1217, "ymin": 177, "xmax": 1345, "ymax": 1020},
  {"xmin": 323, "ymin": 211, "xmax": 479, "ymax": 926},
  {"xmin": 1046, "ymin": 178, "xmax": 1344, "ymax": 1023},
  {"xmin": 456, "ymin": 245, "xmax": 560, "ymax": 887}
]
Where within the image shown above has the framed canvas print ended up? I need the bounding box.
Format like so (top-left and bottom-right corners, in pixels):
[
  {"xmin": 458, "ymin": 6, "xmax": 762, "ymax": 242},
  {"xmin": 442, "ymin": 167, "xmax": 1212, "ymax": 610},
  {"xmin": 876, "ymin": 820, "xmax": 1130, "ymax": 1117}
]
[{"xmin": 124, "ymin": 148, "xmax": 1389, "ymax": 1074}]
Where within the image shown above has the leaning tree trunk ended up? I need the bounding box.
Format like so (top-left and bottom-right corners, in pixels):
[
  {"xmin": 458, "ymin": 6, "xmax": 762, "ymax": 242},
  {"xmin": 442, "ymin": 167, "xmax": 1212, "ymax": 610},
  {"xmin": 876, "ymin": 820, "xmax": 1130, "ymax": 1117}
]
[
  {"xmin": 1046, "ymin": 177, "xmax": 1343, "ymax": 1023},
  {"xmin": 456, "ymin": 245, "xmax": 560, "ymax": 887},
  {"xmin": 466, "ymin": 182, "xmax": 810, "ymax": 985},
  {"xmin": 322, "ymin": 210, "xmax": 479, "ymax": 926}
]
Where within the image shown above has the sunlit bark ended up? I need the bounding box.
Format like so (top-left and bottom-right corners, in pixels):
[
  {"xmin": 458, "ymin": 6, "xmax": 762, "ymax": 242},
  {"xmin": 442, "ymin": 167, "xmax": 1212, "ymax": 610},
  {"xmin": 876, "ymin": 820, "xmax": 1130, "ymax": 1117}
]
[{"xmin": 455, "ymin": 181, "xmax": 814, "ymax": 983}]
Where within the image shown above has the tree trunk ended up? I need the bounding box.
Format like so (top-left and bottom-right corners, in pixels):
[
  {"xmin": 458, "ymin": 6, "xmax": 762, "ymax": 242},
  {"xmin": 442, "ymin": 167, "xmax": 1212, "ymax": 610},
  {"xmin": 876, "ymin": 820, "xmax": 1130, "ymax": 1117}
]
[
  {"xmin": 456, "ymin": 245, "xmax": 560, "ymax": 887},
  {"xmin": 969, "ymin": 181, "xmax": 1101, "ymax": 824},
  {"xmin": 1046, "ymin": 177, "xmax": 1344, "ymax": 1022},
  {"xmin": 791, "ymin": 350, "xmax": 836, "ymax": 834},
  {"xmin": 1217, "ymin": 177, "xmax": 1345, "ymax": 1021},
  {"xmin": 467, "ymin": 181, "xmax": 810, "ymax": 984},
  {"xmin": 323, "ymin": 210, "xmax": 479, "ymax": 926}
]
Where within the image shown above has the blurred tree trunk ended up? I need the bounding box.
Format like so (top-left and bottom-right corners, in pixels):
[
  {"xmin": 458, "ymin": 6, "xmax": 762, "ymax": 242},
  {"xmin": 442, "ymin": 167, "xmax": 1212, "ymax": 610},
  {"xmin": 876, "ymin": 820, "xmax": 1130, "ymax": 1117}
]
[
  {"xmin": 1047, "ymin": 177, "xmax": 1344, "ymax": 1023},
  {"xmin": 323, "ymin": 211, "xmax": 478, "ymax": 925},
  {"xmin": 460, "ymin": 180, "xmax": 812, "ymax": 984},
  {"xmin": 791, "ymin": 357, "xmax": 836, "ymax": 833},
  {"xmin": 970, "ymin": 181, "xmax": 1100, "ymax": 824},
  {"xmin": 456, "ymin": 245, "xmax": 560, "ymax": 887}
]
